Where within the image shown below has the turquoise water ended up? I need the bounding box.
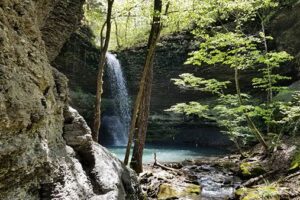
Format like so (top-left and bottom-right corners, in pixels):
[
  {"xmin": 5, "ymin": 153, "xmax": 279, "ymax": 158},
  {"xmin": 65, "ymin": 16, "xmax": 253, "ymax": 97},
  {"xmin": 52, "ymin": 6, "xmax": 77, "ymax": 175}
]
[{"xmin": 107, "ymin": 145, "xmax": 227, "ymax": 163}]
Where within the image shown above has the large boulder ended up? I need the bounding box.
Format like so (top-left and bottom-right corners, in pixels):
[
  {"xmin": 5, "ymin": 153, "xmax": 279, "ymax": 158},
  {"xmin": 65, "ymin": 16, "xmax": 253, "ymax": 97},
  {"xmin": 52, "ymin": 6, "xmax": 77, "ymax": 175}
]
[{"xmin": 62, "ymin": 107, "xmax": 143, "ymax": 200}]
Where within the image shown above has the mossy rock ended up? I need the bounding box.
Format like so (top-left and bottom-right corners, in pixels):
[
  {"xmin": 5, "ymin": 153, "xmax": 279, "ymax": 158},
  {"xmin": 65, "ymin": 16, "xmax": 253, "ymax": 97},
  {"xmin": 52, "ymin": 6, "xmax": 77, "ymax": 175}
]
[
  {"xmin": 184, "ymin": 184, "xmax": 201, "ymax": 195},
  {"xmin": 157, "ymin": 183, "xmax": 201, "ymax": 200},
  {"xmin": 236, "ymin": 185, "xmax": 280, "ymax": 200},
  {"xmin": 240, "ymin": 161, "xmax": 266, "ymax": 178},
  {"xmin": 157, "ymin": 184, "xmax": 178, "ymax": 200},
  {"xmin": 275, "ymin": 81, "xmax": 300, "ymax": 102},
  {"xmin": 290, "ymin": 150, "xmax": 300, "ymax": 171}
]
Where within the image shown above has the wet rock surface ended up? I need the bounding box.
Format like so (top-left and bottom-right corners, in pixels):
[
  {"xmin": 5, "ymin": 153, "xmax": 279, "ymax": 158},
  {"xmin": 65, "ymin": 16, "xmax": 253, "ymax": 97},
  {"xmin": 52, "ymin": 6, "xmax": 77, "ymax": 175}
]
[{"xmin": 183, "ymin": 164, "xmax": 240, "ymax": 200}]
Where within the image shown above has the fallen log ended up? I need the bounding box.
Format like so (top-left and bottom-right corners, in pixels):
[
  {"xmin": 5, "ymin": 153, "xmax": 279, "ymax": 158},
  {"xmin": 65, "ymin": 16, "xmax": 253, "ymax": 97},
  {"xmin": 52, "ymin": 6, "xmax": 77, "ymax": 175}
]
[
  {"xmin": 240, "ymin": 170, "xmax": 278, "ymax": 188},
  {"xmin": 280, "ymin": 171, "xmax": 300, "ymax": 182},
  {"xmin": 153, "ymin": 153, "xmax": 181, "ymax": 173},
  {"xmin": 241, "ymin": 170, "xmax": 300, "ymax": 188}
]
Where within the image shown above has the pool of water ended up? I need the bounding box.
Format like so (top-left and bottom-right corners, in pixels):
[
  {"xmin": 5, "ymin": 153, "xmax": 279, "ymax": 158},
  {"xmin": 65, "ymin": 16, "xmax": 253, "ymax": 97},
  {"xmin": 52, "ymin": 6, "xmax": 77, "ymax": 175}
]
[{"xmin": 107, "ymin": 145, "xmax": 228, "ymax": 163}]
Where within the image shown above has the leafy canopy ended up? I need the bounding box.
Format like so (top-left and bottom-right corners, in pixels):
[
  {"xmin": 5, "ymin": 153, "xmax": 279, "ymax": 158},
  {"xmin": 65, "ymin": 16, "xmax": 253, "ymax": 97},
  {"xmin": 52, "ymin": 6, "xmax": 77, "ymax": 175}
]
[{"xmin": 167, "ymin": 0, "xmax": 295, "ymax": 151}]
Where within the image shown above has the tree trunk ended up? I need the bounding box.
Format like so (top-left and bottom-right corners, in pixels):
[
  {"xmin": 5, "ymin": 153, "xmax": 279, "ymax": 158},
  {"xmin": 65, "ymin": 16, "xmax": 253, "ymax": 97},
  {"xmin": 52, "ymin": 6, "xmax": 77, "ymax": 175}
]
[
  {"xmin": 92, "ymin": 0, "xmax": 114, "ymax": 142},
  {"xmin": 258, "ymin": 14, "xmax": 272, "ymax": 104},
  {"xmin": 124, "ymin": 0, "xmax": 163, "ymax": 169},
  {"xmin": 234, "ymin": 68, "xmax": 269, "ymax": 151},
  {"xmin": 233, "ymin": 138, "xmax": 247, "ymax": 158},
  {"xmin": 260, "ymin": 18, "xmax": 272, "ymax": 133},
  {"xmin": 114, "ymin": 19, "xmax": 121, "ymax": 48},
  {"xmin": 130, "ymin": 59, "xmax": 154, "ymax": 173},
  {"xmin": 125, "ymin": 12, "xmax": 130, "ymax": 42}
]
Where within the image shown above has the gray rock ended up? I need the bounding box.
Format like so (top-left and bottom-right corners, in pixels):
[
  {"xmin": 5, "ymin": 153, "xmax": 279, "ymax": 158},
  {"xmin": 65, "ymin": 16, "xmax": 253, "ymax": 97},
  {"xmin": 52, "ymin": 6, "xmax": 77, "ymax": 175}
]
[
  {"xmin": 0, "ymin": 1, "xmax": 142, "ymax": 199},
  {"xmin": 41, "ymin": 0, "xmax": 86, "ymax": 62},
  {"xmin": 63, "ymin": 106, "xmax": 93, "ymax": 148},
  {"xmin": 63, "ymin": 107, "xmax": 143, "ymax": 200},
  {"xmin": 0, "ymin": 1, "xmax": 70, "ymax": 199}
]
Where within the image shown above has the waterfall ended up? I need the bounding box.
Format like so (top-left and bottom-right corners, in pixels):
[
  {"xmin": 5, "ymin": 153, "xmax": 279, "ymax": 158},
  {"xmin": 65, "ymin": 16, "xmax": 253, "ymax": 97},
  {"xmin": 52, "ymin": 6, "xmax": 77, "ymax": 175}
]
[{"xmin": 103, "ymin": 53, "xmax": 131, "ymax": 146}]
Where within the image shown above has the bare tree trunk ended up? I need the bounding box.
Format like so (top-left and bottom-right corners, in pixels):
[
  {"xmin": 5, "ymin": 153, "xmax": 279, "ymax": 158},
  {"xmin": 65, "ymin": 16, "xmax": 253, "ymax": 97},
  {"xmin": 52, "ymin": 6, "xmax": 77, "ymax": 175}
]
[
  {"xmin": 92, "ymin": 0, "xmax": 114, "ymax": 142},
  {"xmin": 114, "ymin": 19, "xmax": 121, "ymax": 48},
  {"xmin": 258, "ymin": 14, "xmax": 271, "ymax": 103},
  {"xmin": 124, "ymin": 0, "xmax": 163, "ymax": 168},
  {"xmin": 130, "ymin": 59, "xmax": 154, "ymax": 173},
  {"xmin": 234, "ymin": 68, "xmax": 269, "ymax": 151},
  {"xmin": 233, "ymin": 138, "xmax": 247, "ymax": 158},
  {"xmin": 125, "ymin": 12, "xmax": 130, "ymax": 42},
  {"xmin": 260, "ymin": 18, "xmax": 272, "ymax": 133}
]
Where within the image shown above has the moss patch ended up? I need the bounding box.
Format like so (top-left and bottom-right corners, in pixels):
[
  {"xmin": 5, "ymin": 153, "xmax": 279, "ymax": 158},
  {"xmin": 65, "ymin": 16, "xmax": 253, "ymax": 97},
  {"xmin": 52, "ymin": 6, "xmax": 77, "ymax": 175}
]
[
  {"xmin": 157, "ymin": 184, "xmax": 178, "ymax": 200},
  {"xmin": 236, "ymin": 185, "xmax": 280, "ymax": 200},
  {"xmin": 290, "ymin": 150, "xmax": 300, "ymax": 171},
  {"xmin": 184, "ymin": 184, "xmax": 201, "ymax": 195},
  {"xmin": 157, "ymin": 183, "xmax": 201, "ymax": 200},
  {"xmin": 240, "ymin": 161, "xmax": 266, "ymax": 177}
]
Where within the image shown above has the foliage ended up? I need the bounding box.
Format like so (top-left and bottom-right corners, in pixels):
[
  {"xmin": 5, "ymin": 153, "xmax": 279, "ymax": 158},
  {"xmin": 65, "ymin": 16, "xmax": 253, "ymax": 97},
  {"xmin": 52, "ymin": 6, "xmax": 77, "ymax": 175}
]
[
  {"xmin": 275, "ymin": 92, "xmax": 300, "ymax": 136},
  {"xmin": 252, "ymin": 51, "xmax": 293, "ymax": 93},
  {"xmin": 290, "ymin": 150, "xmax": 300, "ymax": 171},
  {"xmin": 189, "ymin": 0, "xmax": 278, "ymax": 33},
  {"xmin": 84, "ymin": 0, "xmax": 106, "ymax": 46},
  {"xmin": 166, "ymin": 102, "xmax": 209, "ymax": 119},
  {"xmin": 84, "ymin": 0, "xmax": 197, "ymax": 49},
  {"xmin": 213, "ymin": 94, "xmax": 255, "ymax": 145},
  {"xmin": 167, "ymin": 0, "xmax": 295, "ymax": 152},
  {"xmin": 171, "ymin": 73, "xmax": 230, "ymax": 95}
]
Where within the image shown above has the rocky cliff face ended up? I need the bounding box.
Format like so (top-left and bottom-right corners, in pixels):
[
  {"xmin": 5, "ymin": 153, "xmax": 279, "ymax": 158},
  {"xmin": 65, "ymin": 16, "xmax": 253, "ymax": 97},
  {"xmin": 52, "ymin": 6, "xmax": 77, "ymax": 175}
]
[
  {"xmin": 0, "ymin": 1, "xmax": 141, "ymax": 199},
  {"xmin": 271, "ymin": 2, "xmax": 300, "ymax": 78},
  {"xmin": 52, "ymin": 26, "xmax": 99, "ymax": 126}
]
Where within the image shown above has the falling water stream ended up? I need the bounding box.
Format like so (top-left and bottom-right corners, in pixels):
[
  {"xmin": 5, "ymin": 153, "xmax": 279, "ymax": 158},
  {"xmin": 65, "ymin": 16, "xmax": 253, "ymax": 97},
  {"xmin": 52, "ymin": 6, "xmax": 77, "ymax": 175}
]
[{"xmin": 103, "ymin": 53, "xmax": 131, "ymax": 146}]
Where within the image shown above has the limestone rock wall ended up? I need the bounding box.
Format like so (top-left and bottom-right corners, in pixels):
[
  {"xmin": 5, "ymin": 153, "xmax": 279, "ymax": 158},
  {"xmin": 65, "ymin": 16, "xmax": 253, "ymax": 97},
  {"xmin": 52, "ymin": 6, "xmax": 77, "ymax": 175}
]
[
  {"xmin": 41, "ymin": 0, "xmax": 85, "ymax": 62},
  {"xmin": 62, "ymin": 107, "xmax": 142, "ymax": 200},
  {"xmin": 271, "ymin": 2, "xmax": 300, "ymax": 77},
  {"xmin": 52, "ymin": 26, "xmax": 99, "ymax": 126},
  {"xmin": 0, "ymin": 1, "xmax": 141, "ymax": 199},
  {"xmin": 0, "ymin": 1, "xmax": 68, "ymax": 198},
  {"xmin": 53, "ymin": 26, "xmax": 99, "ymax": 94},
  {"xmin": 117, "ymin": 32, "xmax": 205, "ymax": 112}
]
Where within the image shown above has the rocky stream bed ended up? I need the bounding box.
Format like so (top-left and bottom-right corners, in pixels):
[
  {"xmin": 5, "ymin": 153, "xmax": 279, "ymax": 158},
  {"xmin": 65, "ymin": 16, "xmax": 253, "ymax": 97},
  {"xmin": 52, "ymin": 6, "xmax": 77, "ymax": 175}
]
[
  {"xmin": 138, "ymin": 144, "xmax": 300, "ymax": 200},
  {"xmin": 140, "ymin": 156, "xmax": 241, "ymax": 200}
]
